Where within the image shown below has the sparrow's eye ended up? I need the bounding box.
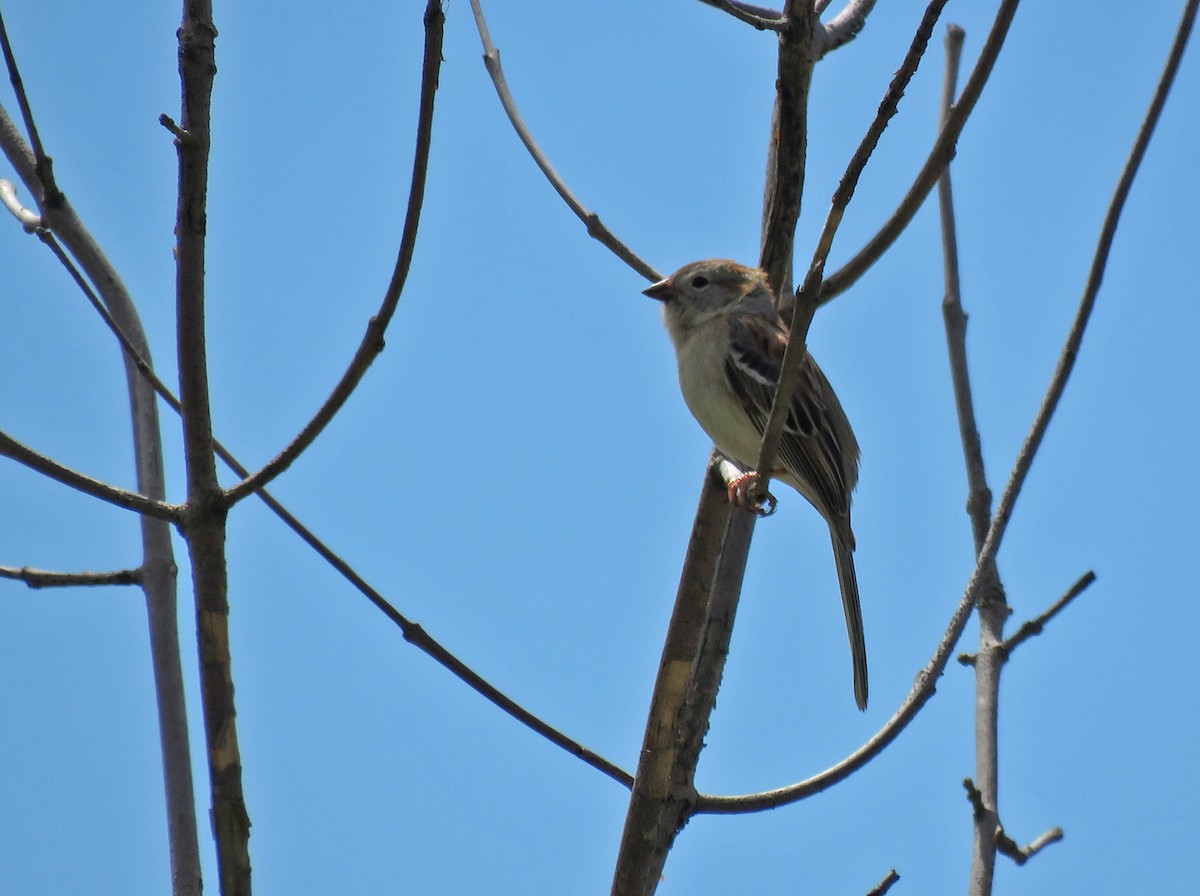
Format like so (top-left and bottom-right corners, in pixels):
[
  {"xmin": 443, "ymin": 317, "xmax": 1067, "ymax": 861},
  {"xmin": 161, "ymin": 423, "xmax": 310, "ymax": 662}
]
[{"xmin": 689, "ymin": 275, "xmax": 710, "ymax": 289}]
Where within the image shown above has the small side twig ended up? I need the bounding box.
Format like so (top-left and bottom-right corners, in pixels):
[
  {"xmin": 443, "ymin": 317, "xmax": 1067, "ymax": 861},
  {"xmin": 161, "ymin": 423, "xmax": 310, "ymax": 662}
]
[
  {"xmin": 0, "ymin": 565, "xmax": 142, "ymax": 589},
  {"xmin": 997, "ymin": 825, "xmax": 1064, "ymax": 866},
  {"xmin": 865, "ymin": 869, "xmax": 901, "ymax": 896},
  {"xmin": 468, "ymin": 0, "xmax": 659, "ymax": 283},
  {"xmin": 999, "ymin": 570, "xmax": 1096, "ymax": 656},
  {"xmin": 963, "ymin": 779, "xmax": 1063, "ymax": 867}
]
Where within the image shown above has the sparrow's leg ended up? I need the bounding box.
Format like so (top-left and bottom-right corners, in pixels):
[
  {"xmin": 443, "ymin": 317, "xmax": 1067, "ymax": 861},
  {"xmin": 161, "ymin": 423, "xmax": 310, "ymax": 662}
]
[{"xmin": 726, "ymin": 471, "xmax": 777, "ymax": 517}]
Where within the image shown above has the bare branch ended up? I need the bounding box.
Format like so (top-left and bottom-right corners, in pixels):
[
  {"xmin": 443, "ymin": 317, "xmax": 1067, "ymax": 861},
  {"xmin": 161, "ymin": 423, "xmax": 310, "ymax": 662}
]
[
  {"xmin": 0, "ymin": 8, "xmax": 60, "ymax": 204},
  {"xmin": 468, "ymin": 0, "xmax": 660, "ymax": 283},
  {"xmin": 0, "ymin": 565, "xmax": 142, "ymax": 588},
  {"xmin": 997, "ymin": 825, "xmax": 1064, "ymax": 865},
  {"xmin": 223, "ymin": 0, "xmax": 444, "ymax": 507},
  {"xmin": 818, "ymin": 0, "xmax": 880, "ymax": 56},
  {"xmin": 964, "ymin": 779, "xmax": 1064, "ymax": 867},
  {"xmin": 754, "ymin": 0, "xmax": 949, "ymax": 491},
  {"xmin": 821, "ymin": 0, "xmax": 1022, "ymax": 303},
  {"xmin": 0, "ymin": 429, "xmax": 178, "ymax": 521},
  {"xmin": 696, "ymin": 0, "xmax": 787, "ymax": 31},
  {"xmin": 695, "ymin": 562, "xmax": 978, "ymax": 813},
  {"xmin": 759, "ymin": 1, "xmax": 819, "ymax": 292},
  {"xmin": 999, "ymin": 571, "xmax": 1097, "ymax": 656},
  {"xmin": 865, "ymin": 870, "xmax": 901, "ymax": 896}
]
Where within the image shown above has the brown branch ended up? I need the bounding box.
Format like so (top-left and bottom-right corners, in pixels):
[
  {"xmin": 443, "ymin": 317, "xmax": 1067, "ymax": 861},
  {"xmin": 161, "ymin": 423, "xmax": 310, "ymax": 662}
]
[
  {"xmin": 753, "ymin": 0, "xmax": 950, "ymax": 491},
  {"xmin": 820, "ymin": 0, "xmax": 1023, "ymax": 303},
  {"xmin": 223, "ymin": 0, "xmax": 444, "ymax": 507},
  {"xmin": 0, "ymin": 429, "xmax": 178, "ymax": 521},
  {"xmin": 611, "ymin": 462, "xmax": 755, "ymax": 894},
  {"xmin": 696, "ymin": 0, "xmax": 787, "ymax": 31},
  {"xmin": 0, "ymin": 565, "xmax": 142, "ymax": 588},
  {"xmin": 759, "ymin": 0, "xmax": 819, "ymax": 293},
  {"xmin": 866, "ymin": 870, "xmax": 901, "ymax": 896},
  {"xmin": 171, "ymin": 1, "xmax": 251, "ymax": 893},
  {"xmin": 468, "ymin": 0, "xmax": 660, "ymax": 283}
]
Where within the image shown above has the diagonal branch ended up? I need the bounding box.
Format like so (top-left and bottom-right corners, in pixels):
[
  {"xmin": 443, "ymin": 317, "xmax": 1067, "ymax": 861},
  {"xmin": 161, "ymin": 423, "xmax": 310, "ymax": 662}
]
[
  {"xmin": 0, "ymin": 429, "xmax": 178, "ymax": 521},
  {"xmin": 469, "ymin": 0, "xmax": 659, "ymax": 283},
  {"xmin": 753, "ymin": 0, "xmax": 949, "ymax": 490},
  {"xmin": 997, "ymin": 570, "xmax": 1097, "ymax": 657},
  {"xmin": 223, "ymin": 0, "xmax": 444, "ymax": 507},
  {"xmin": 820, "ymin": 0, "xmax": 1022, "ymax": 303}
]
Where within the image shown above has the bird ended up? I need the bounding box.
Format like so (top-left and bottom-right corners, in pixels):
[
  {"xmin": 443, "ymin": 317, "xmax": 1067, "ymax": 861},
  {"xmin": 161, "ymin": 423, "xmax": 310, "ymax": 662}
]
[{"xmin": 643, "ymin": 259, "xmax": 868, "ymax": 710}]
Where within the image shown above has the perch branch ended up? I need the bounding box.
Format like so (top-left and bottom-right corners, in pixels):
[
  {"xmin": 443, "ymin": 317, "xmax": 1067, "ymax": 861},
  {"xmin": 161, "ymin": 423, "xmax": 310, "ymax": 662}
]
[{"xmin": 998, "ymin": 570, "xmax": 1096, "ymax": 657}]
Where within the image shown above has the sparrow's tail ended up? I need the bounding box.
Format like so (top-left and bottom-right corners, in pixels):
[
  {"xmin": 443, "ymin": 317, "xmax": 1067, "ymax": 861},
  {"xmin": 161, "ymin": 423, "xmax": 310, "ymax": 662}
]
[{"xmin": 830, "ymin": 530, "xmax": 869, "ymax": 711}]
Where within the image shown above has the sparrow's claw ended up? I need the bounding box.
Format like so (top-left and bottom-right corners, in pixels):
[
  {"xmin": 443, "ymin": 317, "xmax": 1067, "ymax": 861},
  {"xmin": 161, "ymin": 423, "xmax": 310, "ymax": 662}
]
[{"xmin": 726, "ymin": 471, "xmax": 777, "ymax": 517}]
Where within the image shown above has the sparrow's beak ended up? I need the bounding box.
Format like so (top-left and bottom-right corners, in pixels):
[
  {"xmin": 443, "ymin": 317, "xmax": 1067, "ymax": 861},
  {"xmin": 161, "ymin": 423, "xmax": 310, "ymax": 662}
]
[{"xmin": 643, "ymin": 279, "xmax": 673, "ymax": 302}]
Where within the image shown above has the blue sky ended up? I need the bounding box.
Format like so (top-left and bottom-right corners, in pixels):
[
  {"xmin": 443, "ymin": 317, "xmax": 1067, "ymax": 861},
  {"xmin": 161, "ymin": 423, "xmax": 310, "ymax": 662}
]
[{"xmin": 1, "ymin": 1, "xmax": 1197, "ymax": 893}]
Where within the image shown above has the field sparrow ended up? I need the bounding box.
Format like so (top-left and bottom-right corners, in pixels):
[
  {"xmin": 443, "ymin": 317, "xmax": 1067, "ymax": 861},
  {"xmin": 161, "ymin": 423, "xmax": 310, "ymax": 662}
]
[{"xmin": 644, "ymin": 259, "xmax": 868, "ymax": 710}]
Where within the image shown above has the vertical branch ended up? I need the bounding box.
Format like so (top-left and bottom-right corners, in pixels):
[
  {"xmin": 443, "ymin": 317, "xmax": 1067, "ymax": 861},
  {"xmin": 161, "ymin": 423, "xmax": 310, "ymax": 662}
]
[
  {"xmin": 612, "ymin": 5, "xmax": 818, "ymax": 894},
  {"xmin": 0, "ymin": 19, "xmax": 202, "ymax": 896},
  {"xmin": 934, "ymin": 25, "xmax": 1006, "ymax": 896},
  {"xmin": 173, "ymin": 2, "xmax": 251, "ymax": 894},
  {"xmin": 760, "ymin": 0, "xmax": 819, "ymax": 293}
]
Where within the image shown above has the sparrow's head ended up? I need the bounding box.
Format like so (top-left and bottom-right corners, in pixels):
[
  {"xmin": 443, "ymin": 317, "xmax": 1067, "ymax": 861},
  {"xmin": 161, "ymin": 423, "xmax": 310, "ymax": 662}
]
[{"xmin": 644, "ymin": 259, "xmax": 776, "ymax": 343}]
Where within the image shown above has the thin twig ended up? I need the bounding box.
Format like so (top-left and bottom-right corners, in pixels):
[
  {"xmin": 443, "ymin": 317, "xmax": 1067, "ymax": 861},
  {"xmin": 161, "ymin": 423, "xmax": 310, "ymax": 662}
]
[
  {"xmin": 699, "ymin": 0, "xmax": 1198, "ymax": 815},
  {"xmin": 753, "ymin": 0, "xmax": 949, "ymax": 491},
  {"xmin": 865, "ymin": 870, "xmax": 901, "ymax": 896},
  {"xmin": 696, "ymin": 0, "xmax": 787, "ymax": 31},
  {"xmin": 468, "ymin": 0, "xmax": 659, "ymax": 283},
  {"xmin": 820, "ymin": 0, "xmax": 1022, "ymax": 303},
  {"xmin": 223, "ymin": 0, "xmax": 444, "ymax": 507},
  {"xmin": 0, "ymin": 8, "xmax": 60, "ymax": 205},
  {"xmin": 999, "ymin": 571, "xmax": 1096, "ymax": 656},
  {"xmin": 996, "ymin": 825, "xmax": 1064, "ymax": 865},
  {"xmin": 0, "ymin": 565, "xmax": 142, "ymax": 588},
  {"xmin": 0, "ymin": 430, "xmax": 178, "ymax": 521}
]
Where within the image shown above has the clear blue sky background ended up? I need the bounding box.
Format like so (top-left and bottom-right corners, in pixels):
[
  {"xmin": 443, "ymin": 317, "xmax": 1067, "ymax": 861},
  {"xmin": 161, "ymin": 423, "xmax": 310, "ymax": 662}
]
[{"xmin": 1, "ymin": 1, "xmax": 1197, "ymax": 893}]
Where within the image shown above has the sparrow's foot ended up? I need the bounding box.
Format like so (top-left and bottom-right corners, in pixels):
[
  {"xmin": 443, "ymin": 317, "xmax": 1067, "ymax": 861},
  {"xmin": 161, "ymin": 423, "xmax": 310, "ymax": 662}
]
[{"xmin": 726, "ymin": 471, "xmax": 777, "ymax": 518}]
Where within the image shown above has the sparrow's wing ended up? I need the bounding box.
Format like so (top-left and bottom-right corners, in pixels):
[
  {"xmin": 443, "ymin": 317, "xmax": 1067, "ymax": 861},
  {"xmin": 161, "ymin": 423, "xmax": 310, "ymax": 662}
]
[{"xmin": 724, "ymin": 312, "xmax": 860, "ymax": 520}]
